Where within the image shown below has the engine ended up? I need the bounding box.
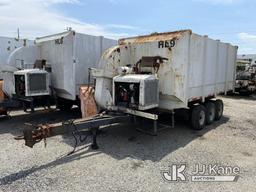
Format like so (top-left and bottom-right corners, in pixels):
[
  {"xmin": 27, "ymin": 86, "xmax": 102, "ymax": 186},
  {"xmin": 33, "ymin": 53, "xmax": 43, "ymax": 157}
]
[
  {"xmin": 113, "ymin": 74, "xmax": 159, "ymax": 111},
  {"xmin": 14, "ymin": 69, "xmax": 50, "ymax": 97}
]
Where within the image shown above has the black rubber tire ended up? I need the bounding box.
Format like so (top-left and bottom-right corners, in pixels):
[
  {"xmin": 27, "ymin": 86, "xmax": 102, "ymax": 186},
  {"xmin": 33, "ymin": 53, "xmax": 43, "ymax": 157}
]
[
  {"xmin": 190, "ymin": 105, "xmax": 206, "ymax": 130},
  {"xmin": 205, "ymin": 102, "xmax": 216, "ymax": 125},
  {"xmin": 214, "ymin": 99, "xmax": 224, "ymax": 121}
]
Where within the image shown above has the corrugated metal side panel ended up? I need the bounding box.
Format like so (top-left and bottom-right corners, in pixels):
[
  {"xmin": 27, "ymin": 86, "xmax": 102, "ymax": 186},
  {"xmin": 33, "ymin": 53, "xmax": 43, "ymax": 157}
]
[
  {"xmin": 158, "ymin": 32, "xmax": 189, "ymax": 110},
  {"xmin": 171, "ymin": 32, "xmax": 189, "ymax": 101},
  {"xmin": 74, "ymin": 34, "xmax": 101, "ymax": 93},
  {"xmin": 188, "ymin": 34, "xmax": 205, "ymax": 99},
  {"xmin": 74, "ymin": 34, "xmax": 116, "ymax": 95},
  {"xmin": 216, "ymin": 42, "xmax": 228, "ymax": 93},
  {"xmin": 39, "ymin": 33, "xmax": 75, "ymax": 100},
  {"xmin": 226, "ymin": 45, "xmax": 237, "ymax": 93},
  {"xmin": 203, "ymin": 38, "xmax": 218, "ymax": 97},
  {"xmin": 187, "ymin": 34, "xmax": 237, "ymax": 101}
]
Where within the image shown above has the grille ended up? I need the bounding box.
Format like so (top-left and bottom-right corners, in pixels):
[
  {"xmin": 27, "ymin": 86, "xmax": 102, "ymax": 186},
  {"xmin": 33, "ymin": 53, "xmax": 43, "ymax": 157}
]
[
  {"xmin": 28, "ymin": 73, "xmax": 47, "ymax": 93},
  {"xmin": 143, "ymin": 79, "xmax": 158, "ymax": 106}
]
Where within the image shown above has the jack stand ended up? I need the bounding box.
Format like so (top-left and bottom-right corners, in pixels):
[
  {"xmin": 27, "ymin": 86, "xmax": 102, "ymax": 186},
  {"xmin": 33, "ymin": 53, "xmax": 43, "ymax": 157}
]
[
  {"xmin": 153, "ymin": 120, "xmax": 158, "ymax": 136},
  {"xmin": 30, "ymin": 98, "xmax": 35, "ymax": 113},
  {"xmin": 23, "ymin": 102, "xmax": 27, "ymax": 112},
  {"xmin": 21, "ymin": 97, "xmax": 34, "ymax": 113},
  {"xmin": 91, "ymin": 127, "xmax": 99, "ymax": 150},
  {"xmin": 171, "ymin": 110, "xmax": 175, "ymax": 128},
  {"xmin": 133, "ymin": 116, "xmax": 137, "ymax": 124}
]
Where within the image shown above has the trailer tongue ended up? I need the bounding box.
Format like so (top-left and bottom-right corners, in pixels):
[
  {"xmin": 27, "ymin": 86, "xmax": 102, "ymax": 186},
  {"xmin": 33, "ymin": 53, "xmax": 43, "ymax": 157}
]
[{"xmin": 17, "ymin": 112, "xmax": 130, "ymax": 150}]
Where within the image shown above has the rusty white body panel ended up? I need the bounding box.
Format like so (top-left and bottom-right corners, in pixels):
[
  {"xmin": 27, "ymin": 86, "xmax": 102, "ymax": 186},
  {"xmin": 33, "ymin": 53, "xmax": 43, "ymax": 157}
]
[
  {"xmin": 4, "ymin": 31, "xmax": 117, "ymax": 100},
  {"xmin": 94, "ymin": 30, "xmax": 237, "ymax": 110}
]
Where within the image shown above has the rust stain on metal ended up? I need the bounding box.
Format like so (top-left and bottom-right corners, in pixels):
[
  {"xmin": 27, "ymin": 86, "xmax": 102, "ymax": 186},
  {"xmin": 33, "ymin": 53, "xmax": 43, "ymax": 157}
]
[
  {"xmin": 33, "ymin": 124, "xmax": 53, "ymax": 140},
  {"xmin": 119, "ymin": 29, "xmax": 192, "ymax": 45},
  {"xmin": 0, "ymin": 81, "xmax": 5, "ymax": 101},
  {"xmin": 19, "ymin": 123, "xmax": 54, "ymax": 148},
  {"xmin": 80, "ymin": 86, "xmax": 97, "ymax": 118},
  {"xmin": 0, "ymin": 80, "xmax": 7, "ymax": 115}
]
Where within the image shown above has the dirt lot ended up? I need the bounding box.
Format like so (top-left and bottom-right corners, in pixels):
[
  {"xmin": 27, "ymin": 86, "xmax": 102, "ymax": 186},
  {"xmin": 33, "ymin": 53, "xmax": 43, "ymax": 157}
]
[{"xmin": 0, "ymin": 95, "xmax": 255, "ymax": 192}]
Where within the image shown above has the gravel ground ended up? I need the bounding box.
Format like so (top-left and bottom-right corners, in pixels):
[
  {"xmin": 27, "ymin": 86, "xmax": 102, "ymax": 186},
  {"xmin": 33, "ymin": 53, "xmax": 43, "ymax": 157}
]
[{"xmin": 0, "ymin": 95, "xmax": 255, "ymax": 192}]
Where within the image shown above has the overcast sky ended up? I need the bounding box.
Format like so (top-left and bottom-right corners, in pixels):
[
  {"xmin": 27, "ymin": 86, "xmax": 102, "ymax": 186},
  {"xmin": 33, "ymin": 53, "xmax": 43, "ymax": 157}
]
[{"xmin": 0, "ymin": 0, "xmax": 255, "ymax": 54}]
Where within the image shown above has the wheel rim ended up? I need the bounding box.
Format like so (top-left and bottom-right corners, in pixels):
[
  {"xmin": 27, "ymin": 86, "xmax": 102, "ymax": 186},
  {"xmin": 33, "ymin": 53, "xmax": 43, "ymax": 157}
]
[
  {"xmin": 209, "ymin": 108, "xmax": 215, "ymax": 121},
  {"xmin": 217, "ymin": 106, "xmax": 223, "ymax": 117},
  {"xmin": 199, "ymin": 111, "xmax": 205, "ymax": 125}
]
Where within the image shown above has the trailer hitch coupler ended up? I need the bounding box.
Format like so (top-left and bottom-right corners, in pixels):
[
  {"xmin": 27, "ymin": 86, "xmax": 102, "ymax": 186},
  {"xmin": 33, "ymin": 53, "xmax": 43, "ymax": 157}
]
[{"xmin": 23, "ymin": 124, "xmax": 37, "ymax": 148}]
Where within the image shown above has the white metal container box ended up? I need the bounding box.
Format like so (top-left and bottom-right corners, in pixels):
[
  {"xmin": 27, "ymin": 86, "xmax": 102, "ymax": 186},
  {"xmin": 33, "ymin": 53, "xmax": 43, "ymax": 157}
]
[{"xmin": 94, "ymin": 30, "xmax": 238, "ymax": 111}]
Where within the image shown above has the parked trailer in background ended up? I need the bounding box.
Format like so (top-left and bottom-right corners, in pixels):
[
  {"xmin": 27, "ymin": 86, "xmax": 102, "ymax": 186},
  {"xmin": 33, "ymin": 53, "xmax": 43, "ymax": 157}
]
[
  {"xmin": 4, "ymin": 31, "xmax": 117, "ymax": 109},
  {"xmin": 0, "ymin": 36, "xmax": 33, "ymax": 114},
  {"xmin": 235, "ymin": 64, "xmax": 256, "ymax": 95}
]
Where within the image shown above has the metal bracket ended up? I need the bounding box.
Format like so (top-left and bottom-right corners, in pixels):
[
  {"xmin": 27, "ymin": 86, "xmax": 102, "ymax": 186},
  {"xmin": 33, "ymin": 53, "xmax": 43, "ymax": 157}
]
[
  {"xmin": 123, "ymin": 108, "xmax": 158, "ymax": 120},
  {"xmin": 91, "ymin": 127, "xmax": 99, "ymax": 150},
  {"xmin": 135, "ymin": 110, "xmax": 175, "ymax": 136}
]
